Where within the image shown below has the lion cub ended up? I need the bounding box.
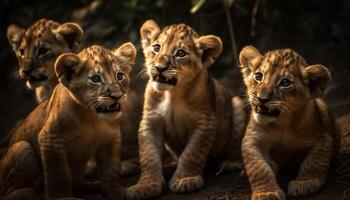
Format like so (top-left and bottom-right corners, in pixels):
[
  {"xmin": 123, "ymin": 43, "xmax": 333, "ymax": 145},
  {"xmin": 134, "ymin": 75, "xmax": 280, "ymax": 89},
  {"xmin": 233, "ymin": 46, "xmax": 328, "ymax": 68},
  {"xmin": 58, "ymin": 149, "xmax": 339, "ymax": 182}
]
[
  {"xmin": 0, "ymin": 43, "xmax": 136, "ymax": 199},
  {"xmin": 126, "ymin": 20, "xmax": 244, "ymax": 200},
  {"xmin": 239, "ymin": 46, "xmax": 340, "ymax": 200},
  {"xmin": 7, "ymin": 18, "xmax": 84, "ymax": 103}
]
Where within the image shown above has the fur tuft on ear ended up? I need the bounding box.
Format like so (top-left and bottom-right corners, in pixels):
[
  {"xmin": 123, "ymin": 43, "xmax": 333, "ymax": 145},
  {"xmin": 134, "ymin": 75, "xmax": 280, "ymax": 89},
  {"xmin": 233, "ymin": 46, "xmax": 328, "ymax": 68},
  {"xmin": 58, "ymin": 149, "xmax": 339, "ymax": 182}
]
[
  {"xmin": 195, "ymin": 35, "xmax": 223, "ymax": 68},
  {"xmin": 7, "ymin": 24, "xmax": 25, "ymax": 52},
  {"xmin": 52, "ymin": 23, "xmax": 84, "ymax": 52},
  {"xmin": 304, "ymin": 64, "xmax": 331, "ymax": 93},
  {"xmin": 54, "ymin": 53, "xmax": 82, "ymax": 88},
  {"xmin": 239, "ymin": 45, "xmax": 262, "ymax": 82},
  {"xmin": 140, "ymin": 20, "xmax": 161, "ymax": 49},
  {"xmin": 113, "ymin": 42, "xmax": 136, "ymax": 73}
]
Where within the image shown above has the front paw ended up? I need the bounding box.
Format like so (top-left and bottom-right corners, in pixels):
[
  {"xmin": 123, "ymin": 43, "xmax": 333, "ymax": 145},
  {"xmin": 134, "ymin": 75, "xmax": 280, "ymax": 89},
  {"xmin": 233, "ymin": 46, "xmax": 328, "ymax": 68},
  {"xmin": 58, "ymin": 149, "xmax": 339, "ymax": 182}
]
[
  {"xmin": 169, "ymin": 175, "xmax": 204, "ymax": 193},
  {"xmin": 252, "ymin": 189, "xmax": 285, "ymax": 200},
  {"xmin": 126, "ymin": 182, "xmax": 162, "ymax": 200},
  {"xmin": 288, "ymin": 178, "xmax": 322, "ymax": 196}
]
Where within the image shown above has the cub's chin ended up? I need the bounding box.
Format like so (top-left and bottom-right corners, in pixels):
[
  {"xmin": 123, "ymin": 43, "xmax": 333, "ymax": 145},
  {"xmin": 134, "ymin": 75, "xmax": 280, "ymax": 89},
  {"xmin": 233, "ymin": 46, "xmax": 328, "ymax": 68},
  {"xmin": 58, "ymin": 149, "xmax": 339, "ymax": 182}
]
[{"xmin": 151, "ymin": 81, "xmax": 174, "ymax": 91}]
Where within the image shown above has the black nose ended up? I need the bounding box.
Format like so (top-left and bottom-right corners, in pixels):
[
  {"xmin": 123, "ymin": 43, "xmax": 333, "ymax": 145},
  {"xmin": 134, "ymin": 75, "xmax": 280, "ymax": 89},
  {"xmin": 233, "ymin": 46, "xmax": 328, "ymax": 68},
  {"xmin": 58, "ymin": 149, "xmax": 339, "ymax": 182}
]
[
  {"xmin": 257, "ymin": 97, "xmax": 271, "ymax": 104},
  {"xmin": 109, "ymin": 94, "xmax": 122, "ymax": 100},
  {"xmin": 22, "ymin": 68, "xmax": 32, "ymax": 76},
  {"xmin": 155, "ymin": 66, "xmax": 169, "ymax": 73}
]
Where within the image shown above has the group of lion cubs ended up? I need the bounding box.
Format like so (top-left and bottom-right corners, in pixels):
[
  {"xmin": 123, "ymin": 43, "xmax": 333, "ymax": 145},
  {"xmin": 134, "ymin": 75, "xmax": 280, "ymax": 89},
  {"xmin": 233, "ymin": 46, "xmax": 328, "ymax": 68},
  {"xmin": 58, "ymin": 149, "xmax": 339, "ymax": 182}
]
[{"xmin": 0, "ymin": 18, "xmax": 339, "ymax": 200}]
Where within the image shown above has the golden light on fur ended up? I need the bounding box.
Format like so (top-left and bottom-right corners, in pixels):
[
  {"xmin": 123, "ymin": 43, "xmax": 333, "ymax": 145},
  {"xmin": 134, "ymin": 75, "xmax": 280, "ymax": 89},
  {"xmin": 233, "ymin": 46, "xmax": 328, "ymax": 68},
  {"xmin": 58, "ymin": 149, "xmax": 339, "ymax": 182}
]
[{"xmin": 239, "ymin": 45, "xmax": 340, "ymax": 200}]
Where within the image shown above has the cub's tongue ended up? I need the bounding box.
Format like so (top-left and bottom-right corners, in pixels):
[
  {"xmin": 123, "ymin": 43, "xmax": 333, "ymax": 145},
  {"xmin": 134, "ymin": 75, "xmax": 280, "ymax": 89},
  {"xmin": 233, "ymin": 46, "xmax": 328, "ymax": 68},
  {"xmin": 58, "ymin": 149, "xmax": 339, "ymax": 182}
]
[{"xmin": 257, "ymin": 105, "xmax": 269, "ymax": 113}]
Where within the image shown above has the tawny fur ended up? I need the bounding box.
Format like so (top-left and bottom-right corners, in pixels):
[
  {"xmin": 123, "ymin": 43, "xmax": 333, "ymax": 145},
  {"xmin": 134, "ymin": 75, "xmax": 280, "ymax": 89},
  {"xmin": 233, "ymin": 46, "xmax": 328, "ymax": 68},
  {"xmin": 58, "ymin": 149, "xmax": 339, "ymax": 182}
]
[
  {"xmin": 239, "ymin": 46, "xmax": 340, "ymax": 200},
  {"xmin": 6, "ymin": 18, "xmax": 141, "ymax": 177},
  {"xmin": 7, "ymin": 18, "xmax": 84, "ymax": 103},
  {"xmin": 126, "ymin": 20, "xmax": 244, "ymax": 200},
  {"xmin": 0, "ymin": 44, "xmax": 136, "ymax": 199}
]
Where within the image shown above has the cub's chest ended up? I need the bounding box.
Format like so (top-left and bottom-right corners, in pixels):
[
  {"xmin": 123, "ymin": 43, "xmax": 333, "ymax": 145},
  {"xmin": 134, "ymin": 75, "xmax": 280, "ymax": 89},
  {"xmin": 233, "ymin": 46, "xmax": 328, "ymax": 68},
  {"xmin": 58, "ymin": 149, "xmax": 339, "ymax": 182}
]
[{"xmin": 270, "ymin": 128, "xmax": 315, "ymax": 151}]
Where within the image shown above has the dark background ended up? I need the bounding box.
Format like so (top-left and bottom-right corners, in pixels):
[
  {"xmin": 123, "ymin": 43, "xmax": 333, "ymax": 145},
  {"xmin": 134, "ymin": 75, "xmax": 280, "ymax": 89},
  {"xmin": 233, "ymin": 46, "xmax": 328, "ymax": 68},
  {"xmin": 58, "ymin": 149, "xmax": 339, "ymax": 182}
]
[{"xmin": 0, "ymin": 0, "xmax": 349, "ymax": 141}]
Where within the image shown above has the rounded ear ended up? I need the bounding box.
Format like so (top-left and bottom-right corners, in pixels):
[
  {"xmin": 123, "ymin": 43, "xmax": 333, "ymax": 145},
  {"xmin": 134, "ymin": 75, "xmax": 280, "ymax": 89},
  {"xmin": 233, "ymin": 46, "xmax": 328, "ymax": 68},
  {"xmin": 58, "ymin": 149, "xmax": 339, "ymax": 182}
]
[
  {"xmin": 7, "ymin": 24, "xmax": 25, "ymax": 52},
  {"xmin": 304, "ymin": 64, "xmax": 331, "ymax": 93},
  {"xmin": 113, "ymin": 42, "xmax": 136, "ymax": 73},
  {"xmin": 239, "ymin": 45, "xmax": 262, "ymax": 80},
  {"xmin": 52, "ymin": 23, "xmax": 84, "ymax": 51},
  {"xmin": 54, "ymin": 53, "xmax": 82, "ymax": 88},
  {"xmin": 140, "ymin": 20, "xmax": 161, "ymax": 49},
  {"xmin": 195, "ymin": 35, "xmax": 223, "ymax": 68}
]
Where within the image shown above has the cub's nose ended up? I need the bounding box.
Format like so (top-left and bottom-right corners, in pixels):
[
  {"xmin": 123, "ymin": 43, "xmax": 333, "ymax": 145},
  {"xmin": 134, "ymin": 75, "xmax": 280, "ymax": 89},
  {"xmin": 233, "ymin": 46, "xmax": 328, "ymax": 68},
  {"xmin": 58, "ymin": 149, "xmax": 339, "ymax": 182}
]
[
  {"xmin": 21, "ymin": 68, "xmax": 33, "ymax": 76},
  {"xmin": 155, "ymin": 66, "xmax": 169, "ymax": 73},
  {"xmin": 257, "ymin": 97, "xmax": 271, "ymax": 104}
]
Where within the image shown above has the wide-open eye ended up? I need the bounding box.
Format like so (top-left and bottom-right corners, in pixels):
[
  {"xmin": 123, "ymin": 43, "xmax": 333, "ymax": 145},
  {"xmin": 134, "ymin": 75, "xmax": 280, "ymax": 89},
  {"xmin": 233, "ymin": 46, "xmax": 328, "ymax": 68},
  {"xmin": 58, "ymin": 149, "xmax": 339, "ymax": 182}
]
[
  {"xmin": 152, "ymin": 44, "xmax": 161, "ymax": 53},
  {"xmin": 279, "ymin": 78, "xmax": 293, "ymax": 88},
  {"xmin": 90, "ymin": 75, "xmax": 103, "ymax": 84},
  {"xmin": 254, "ymin": 72, "xmax": 263, "ymax": 82},
  {"xmin": 37, "ymin": 47, "xmax": 50, "ymax": 57},
  {"xmin": 175, "ymin": 49, "xmax": 187, "ymax": 58},
  {"xmin": 117, "ymin": 72, "xmax": 125, "ymax": 82}
]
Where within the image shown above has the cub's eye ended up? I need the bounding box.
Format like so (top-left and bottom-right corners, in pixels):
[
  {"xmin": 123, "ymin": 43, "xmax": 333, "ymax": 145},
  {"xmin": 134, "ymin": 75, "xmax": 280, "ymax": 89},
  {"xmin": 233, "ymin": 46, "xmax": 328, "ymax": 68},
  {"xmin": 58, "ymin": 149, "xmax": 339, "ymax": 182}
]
[
  {"xmin": 254, "ymin": 72, "xmax": 263, "ymax": 82},
  {"xmin": 37, "ymin": 47, "xmax": 50, "ymax": 57},
  {"xmin": 279, "ymin": 78, "xmax": 292, "ymax": 88},
  {"xmin": 90, "ymin": 75, "xmax": 102, "ymax": 83},
  {"xmin": 116, "ymin": 72, "xmax": 125, "ymax": 82},
  {"xmin": 175, "ymin": 49, "xmax": 187, "ymax": 58},
  {"xmin": 152, "ymin": 44, "xmax": 161, "ymax": 53},
  {"xmin": 19, "ymin": 48, "xmax": 24, "ymax": 56}
]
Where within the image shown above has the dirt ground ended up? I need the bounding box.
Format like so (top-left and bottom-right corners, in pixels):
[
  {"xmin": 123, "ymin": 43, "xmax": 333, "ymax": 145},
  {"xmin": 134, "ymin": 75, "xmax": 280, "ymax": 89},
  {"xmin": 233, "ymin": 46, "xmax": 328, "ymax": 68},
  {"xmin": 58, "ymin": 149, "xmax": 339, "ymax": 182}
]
[{"xmin": 1, "ymin": 0, "xmax": 350, "ymax": 199}]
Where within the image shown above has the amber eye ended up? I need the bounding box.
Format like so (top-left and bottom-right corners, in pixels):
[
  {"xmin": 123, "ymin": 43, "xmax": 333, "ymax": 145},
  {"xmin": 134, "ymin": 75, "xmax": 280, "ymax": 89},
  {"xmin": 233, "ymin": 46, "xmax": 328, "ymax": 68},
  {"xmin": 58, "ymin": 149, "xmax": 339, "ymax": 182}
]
[
  {"xmin": 254, "ymin": 72, "xmax": 263, "ymax": 82},
  {"xmin": 90, "ymin": 75, "xmax": 103, "ymax": 83},
  {"xmin": 117, "ymin": 72, "xmax": 125, "ymax": 82},
  {"xmin": 37, "ymin": 47, "xmax": 50, "ymax": 57},
  {"xmin": 175, "ymin": 49, "xmax": 187, "ymax": 58},
  {"xmin": 279, "ymin": 78, "xmax": 293, "ymax": 88},
  {"xmin": 152, "ymin": 44, "xmax": 161, "ymax": 53}
]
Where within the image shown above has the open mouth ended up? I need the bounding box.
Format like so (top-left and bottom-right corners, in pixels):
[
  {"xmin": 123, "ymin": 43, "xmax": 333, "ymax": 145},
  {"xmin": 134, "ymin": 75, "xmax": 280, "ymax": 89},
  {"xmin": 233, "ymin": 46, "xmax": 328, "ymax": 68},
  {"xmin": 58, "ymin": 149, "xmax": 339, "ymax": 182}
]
[
  {"xmin": 254, "ymin": 105, "xmax": 281, "ymax": 117},
  {"xmin": 95, "ymin": 102, "xmax": 121, "ymax": 113},
  {"xmin": 153, "ymin": 74, "xmax": 177, "ymax": 85},
  {"xmin": 27, "ymin": 75, "xmax": 48, "ymax": 82}
]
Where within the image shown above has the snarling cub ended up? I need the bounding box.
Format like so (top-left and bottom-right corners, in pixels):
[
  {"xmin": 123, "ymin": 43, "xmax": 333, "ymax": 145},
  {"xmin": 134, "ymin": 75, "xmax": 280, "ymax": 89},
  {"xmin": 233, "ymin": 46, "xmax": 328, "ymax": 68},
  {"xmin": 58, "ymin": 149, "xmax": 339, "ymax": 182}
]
[
  {"xmin": 0, "ymin": 43, "xmax": 136, "ymax": 199},
  {"xmin": 239, "ymin": 46, "xmax": 340, "ymax": 200},
  {"xmin": 7, "ymin": 18, "xmax": 84, "ymax": 103},
  {"xmin": 127, "ymin": 20, "xmax": 244, "ymax": 200}
]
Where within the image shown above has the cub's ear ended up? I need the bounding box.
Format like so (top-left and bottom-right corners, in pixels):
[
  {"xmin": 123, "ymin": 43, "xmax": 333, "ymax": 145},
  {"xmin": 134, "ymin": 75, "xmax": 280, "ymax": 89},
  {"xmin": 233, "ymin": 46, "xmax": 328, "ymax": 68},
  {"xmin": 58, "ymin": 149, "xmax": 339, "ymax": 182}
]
[
  {"xmin": 304, "ymin": 64, "xmax": 331, "ymax": 93},
  {"xmin": 239, "ymin": 45, "xmax": 262, "ymax": 80},
  {"xmin": 195, "ymin": 35, "xmax": 223, "ymax": 68},
  {"xmin": 53, "ymin": 23, "xmax": 84, "ymax": 51},
  {"xmin": 7, "ymin": 24, "xmax": 25, "ymax": 52},
  {"xmin": 54, "ymin": 53, "xmax": 82, "ymax": 88},
  {"xmin": 113, "ymin": 42, "xmax": 136, "ymax": 73},
  {"xmin": 140, "ymin": 20, "xmax": 161, "ymax": 49}
]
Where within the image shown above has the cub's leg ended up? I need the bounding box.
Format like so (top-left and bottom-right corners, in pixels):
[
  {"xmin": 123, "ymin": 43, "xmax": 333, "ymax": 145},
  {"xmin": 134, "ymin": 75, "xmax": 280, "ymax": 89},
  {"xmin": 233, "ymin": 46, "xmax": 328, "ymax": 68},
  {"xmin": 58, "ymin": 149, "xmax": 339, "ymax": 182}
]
[
  {"xmin": 126, "ymin": 116, "xmax": 165, "ymax": 200},
  {"xmin": 39, "ymin": 133, "xmax": 73, "ymax": 199},
  {"xmin": 242, "ymin": 130, "xmax": 285, "ymax": 200},
  {"xmin": 168, "ymin": 115, "xmax": 216, "ymax": 193},
  {"xmin": 288, "ymin": 135, "xmax": 332, "ymax": 196},
  {"xmin": 0, "ymin": 141, "xmax": 41, "ymax": 200},
  {"xmin": 95, "ymin": 132, "xmax": 123, "ymax": 199}
]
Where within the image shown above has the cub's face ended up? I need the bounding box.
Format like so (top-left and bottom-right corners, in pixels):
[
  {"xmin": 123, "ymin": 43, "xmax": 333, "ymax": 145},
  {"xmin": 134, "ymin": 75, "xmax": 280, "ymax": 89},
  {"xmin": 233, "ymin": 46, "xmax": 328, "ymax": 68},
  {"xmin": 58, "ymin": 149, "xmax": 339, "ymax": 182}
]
[
  {"xmin": 7, "ymin": 19, "xmax": 83, "ymax": 90},
  {"xmin": 239, "ymin": 46, "xmax": 331, "ymax": 124},
  {"xmin": 140, "ymin": 20, "xmax": 223, "ymax": 91},
  {"xmin": 55, "ymin": 43, "xmax": 136, "ymax": 120}
]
